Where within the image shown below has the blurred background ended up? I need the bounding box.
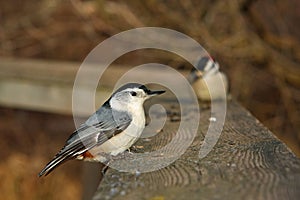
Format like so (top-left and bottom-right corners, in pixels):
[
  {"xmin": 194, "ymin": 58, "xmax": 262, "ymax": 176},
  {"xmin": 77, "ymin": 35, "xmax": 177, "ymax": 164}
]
[{"xmin": 1, "ymin": 0, "xmax": 300, "ymax": 199}]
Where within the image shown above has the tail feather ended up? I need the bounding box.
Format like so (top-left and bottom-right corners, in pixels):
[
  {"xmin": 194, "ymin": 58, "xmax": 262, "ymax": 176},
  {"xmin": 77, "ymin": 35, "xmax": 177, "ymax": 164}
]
[
  {"xmin": 39, "ymin": 120, "xmax": 116, "ymax": 177},
  {"xmin": 38, "ymin": 152, "xmax": 72, "ymax": 177},
  {"xmin": 38, "ymin": 139, "xmax": 94, "ymax": 177}
]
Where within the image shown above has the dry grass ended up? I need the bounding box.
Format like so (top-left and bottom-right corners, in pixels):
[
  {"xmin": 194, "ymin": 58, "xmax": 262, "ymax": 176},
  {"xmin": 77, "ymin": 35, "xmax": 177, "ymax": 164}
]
[
  {"xmin": 0, "ymin": 107, "xmax": 82, "ymax": 200},
  {"xmin": 0, "ymin": 154, "xmax": 81, "ymax": 200}
]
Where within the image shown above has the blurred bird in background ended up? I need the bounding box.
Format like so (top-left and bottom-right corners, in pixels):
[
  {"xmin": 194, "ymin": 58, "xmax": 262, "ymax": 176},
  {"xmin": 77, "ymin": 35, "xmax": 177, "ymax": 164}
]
[{"xmin": 188, "ymin": 56, "xmax": 229, "ymax": 101}]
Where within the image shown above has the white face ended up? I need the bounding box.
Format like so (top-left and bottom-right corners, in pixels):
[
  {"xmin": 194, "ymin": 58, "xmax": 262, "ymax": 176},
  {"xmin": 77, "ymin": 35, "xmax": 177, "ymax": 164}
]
[{"xmin": 110, "ymin": 88, "xmax": 149, "ymax": 111}]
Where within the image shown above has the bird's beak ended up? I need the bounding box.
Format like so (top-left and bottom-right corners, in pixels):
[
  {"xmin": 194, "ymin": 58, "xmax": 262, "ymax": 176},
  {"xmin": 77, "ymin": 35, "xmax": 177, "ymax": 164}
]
[{"xmin": 146, "ymin": 90, "xmax": 165, "ymax": 97}]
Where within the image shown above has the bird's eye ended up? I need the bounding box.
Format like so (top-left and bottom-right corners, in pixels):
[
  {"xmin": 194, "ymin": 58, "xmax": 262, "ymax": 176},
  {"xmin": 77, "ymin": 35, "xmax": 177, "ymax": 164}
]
[{"xmin": 130, "ymin": 91, "xmax": 137, "ymax": 96}]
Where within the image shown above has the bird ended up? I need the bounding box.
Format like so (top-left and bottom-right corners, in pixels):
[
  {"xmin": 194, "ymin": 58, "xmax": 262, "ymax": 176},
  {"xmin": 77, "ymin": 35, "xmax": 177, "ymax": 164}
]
[
  {"xmin": 187, "ymin": 56, "xmax": 229, "ymax": 101},
  {"xmin": 38, "ymin": 83, "xmax": 165, "ymax": 177}
]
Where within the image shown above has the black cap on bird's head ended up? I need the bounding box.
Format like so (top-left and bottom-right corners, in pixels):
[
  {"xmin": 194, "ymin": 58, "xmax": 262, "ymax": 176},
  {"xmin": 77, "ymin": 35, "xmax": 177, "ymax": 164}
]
[
  {"xmin": 113, "ymin": 83, "xmax": 165, "ymax": 97},
  {"xmin": 195, "ymin": 56, "xmax": 212, "ymax": 72},
  {"xmin": 138, "ymin": 84, "xmax": 165, "ymax": 96}
]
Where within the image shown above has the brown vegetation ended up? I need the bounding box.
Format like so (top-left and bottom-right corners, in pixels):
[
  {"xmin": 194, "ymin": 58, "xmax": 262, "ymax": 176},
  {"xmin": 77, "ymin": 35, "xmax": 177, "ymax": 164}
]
[
  {"xmin": 1, "ymin": 0, "xmax": 300, "ymax": 199},
  {"xmin": 0, "ymin": 107, "xmax": 82, "ymax": 200}
]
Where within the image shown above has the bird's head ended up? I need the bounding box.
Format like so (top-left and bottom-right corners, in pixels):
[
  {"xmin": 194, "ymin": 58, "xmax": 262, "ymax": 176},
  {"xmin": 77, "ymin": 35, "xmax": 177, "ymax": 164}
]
[
  {"xmin": 110, "ymin": 83, "xmax": 165, "ymax": 112},
  {"xmin": 188, "ymin": 56, "xmax": 220, "ymax": 83}
]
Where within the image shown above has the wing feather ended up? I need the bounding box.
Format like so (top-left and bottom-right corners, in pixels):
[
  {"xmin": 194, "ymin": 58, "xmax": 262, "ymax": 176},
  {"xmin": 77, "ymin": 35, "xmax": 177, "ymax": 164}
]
[{"xmin": 39, "ymin": 104, "xmax": 132, "ymax": 177}]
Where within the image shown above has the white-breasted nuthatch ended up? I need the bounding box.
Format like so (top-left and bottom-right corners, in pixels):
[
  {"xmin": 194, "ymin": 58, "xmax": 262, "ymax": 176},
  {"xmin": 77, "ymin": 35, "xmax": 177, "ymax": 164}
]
[
  {"xmin": 188, "ymin": 56, "xmax": 229, "ymax": 101},
  {"xmin": 39, "ymin": 83, "xmax": 165, "ymax": 177}
]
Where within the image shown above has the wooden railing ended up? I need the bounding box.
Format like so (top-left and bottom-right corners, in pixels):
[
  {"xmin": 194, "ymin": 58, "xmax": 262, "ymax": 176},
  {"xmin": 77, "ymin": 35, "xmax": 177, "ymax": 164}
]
[{"xmin": 93, "ymin": 100, "xmax": 300, "ymax": 200}]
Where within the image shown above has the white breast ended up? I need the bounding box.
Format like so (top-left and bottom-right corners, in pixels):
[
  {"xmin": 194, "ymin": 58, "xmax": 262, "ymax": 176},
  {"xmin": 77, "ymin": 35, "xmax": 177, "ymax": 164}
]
[
  {"xmin": 193, "ymin": 72, "xmax": 228, "ymax": 101},
  {"xmin": 89, "ymin": 107, "xmax": 146, "ymax": 162}
]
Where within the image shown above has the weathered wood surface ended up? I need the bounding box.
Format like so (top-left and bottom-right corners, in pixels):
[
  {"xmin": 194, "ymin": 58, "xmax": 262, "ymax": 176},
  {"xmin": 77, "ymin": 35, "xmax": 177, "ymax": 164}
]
[
  {"xmin": 0, "ymin": 57, "xmax": 107, "ymax": 115},
  {"xmin": 93, "ymin": 100, "xmax": 300, "ymax": 200}
]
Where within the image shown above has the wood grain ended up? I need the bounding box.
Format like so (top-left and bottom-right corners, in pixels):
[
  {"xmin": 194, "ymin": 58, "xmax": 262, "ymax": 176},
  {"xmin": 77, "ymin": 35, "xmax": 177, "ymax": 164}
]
[{"xmin": 93, "ymin": 101, "xmax": 300, "ymax": 200}]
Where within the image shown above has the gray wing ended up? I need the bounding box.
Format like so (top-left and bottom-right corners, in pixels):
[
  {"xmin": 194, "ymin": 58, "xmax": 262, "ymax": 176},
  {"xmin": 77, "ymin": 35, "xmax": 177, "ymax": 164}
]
[{"xmin": 39, "ymin": 102, "xmax": 132, "ymax": 177}]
